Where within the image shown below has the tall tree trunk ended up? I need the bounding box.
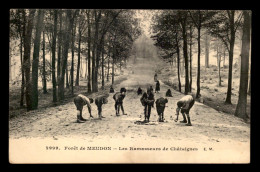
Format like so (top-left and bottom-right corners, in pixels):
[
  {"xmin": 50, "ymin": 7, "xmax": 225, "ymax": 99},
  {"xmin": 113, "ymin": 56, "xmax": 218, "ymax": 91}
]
[
  {"xmin": 112, "ymin": 46, "xmax": 115, "ymax": 85},
  {"xmin": 101, "ymin": 40, "xmax": 105, "ymax": 89},
  {"xmin": 107, "ymin": 52, "xmax": 110, "ymax": 81},
  {"xmin": 31, "ymin": 9, "xmax": 44, "ymax": 110},
  {"xmin": 87, "ymin": 11, "xmax": 92, "ymax": 93},
  {"xmin": 189, "ymin": 24, "xmax": 193, "ymax": 92},
  {"xmin": 225, "ymin": 11, "xmax": 236, "ymax": 104},
  {"xmin": 23, "ymin": 9, "xmax": 36, "ymax": 111},
  {"xmin": 52, "ymin": 9, "xmax": 58, "ymax": 102},
  {"xmin": 91, "ymin": 10, "xmax": 100, "ymax": 92},
  {"xmin": 20, "ymin": 43, "xmax": 25, "ymax": 107},
  {"xmin": 58, "ymin": 10, "xmax": 73, "ymax": 101},
  {"xmin": 196, "ymin": 25, "xmax": 201, "ymax": 98},
  {"xmin": 181, "ymin": 14, "xmax": 190, "ymax": 95},
  {"xmin": 66, "ymin": 64, "xmax": 69, "ymax": 88},
  {"xmin": 75, "ymin": 28, "xmax": 81, "ymax": 86},
  {"xmin": 18, "ymin": 13, "xmax": 25, "ymax": 107},
  {"xmin": 42, "ymin": 30, "xmax": 47, "ymax": 94},
  {"xmin": 91, "ymin": 48, "xmax": 96, "ymax": 91},
  {"xmin": 234, "ymin": 10, "xmax": 250, "ymax": 119},
  {"xmin": 177, "ymin": 45, "xmax": 181, "ymax": 92},
  {"xmin": 57, "ymin": 10, "xmax": 62, "ymax": 89},
  {"xmin": 217, "ymin": 44, "xmax": 222, "ymax": 86},
  {"xmin": 205, "ymin": 34, "xmax": 210, "ymax": 68},
  {"xmin": 70, "ymin": 21, "xmax": 76, "ymax": 94},
  {"xmin": 223, "ymin": 50, "xmax": 226, "ymax": 67}
]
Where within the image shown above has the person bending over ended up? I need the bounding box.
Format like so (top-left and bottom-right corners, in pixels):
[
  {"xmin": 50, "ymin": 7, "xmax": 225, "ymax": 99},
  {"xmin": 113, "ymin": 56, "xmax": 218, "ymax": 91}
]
[
  {"xmin": 74, "ymin": 94, "xmax": 94, "ymax": 123},
  {"xmin": 174, "ymin": 95, "xmax": 195, "ymax": 126},
  {"xmin": 155, "ymin": 97, "xmax": 168, "ymax": 122},
  {"xmin": 95, "ymin": 96, "xmax": 108, "ymax": 119}
]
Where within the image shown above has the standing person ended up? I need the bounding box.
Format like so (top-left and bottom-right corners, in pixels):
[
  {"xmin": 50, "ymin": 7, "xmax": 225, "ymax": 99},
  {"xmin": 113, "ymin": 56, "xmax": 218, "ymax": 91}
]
[
  {"xmin": 140, "ymin": 92, "xmax": 148, "ymax": 121},
  {"xmin": 154, "ymin": 73, "xmax": 158, "ymax": 82},
  {"xmin": 155, "ymin": 81, "xmax": 160, "ymax": 93},
  {"xmin": 95, "ymin": 96, "xmax": 108, "ymax": 119},
  {"xmin": 155, "ymin": 97, "xmax": 168, "ymax": 122},
  {"xmin": 150, "ymin": 85, "xmax": 154, "ymax": 93},
  {"xmin": 113, "ymin": 88, "xmax": 127, "ymax": 116},
  {"xmin": 146, "ymin": 87, "xmax": 155, "ymax": 122},
  {"xmin": 174, "ymin": 95, "xmax": 195, "ymax": 126},
  {"xmin": 74, "ymin": 94, "xmax": 94, "ymax": 123}
]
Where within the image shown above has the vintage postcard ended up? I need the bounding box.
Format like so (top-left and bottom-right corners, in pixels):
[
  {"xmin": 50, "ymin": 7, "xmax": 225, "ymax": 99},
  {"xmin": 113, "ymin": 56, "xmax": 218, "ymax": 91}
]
[{"xmin": 9, "ymin": 9, "xmax": 251, "ymax": 164}]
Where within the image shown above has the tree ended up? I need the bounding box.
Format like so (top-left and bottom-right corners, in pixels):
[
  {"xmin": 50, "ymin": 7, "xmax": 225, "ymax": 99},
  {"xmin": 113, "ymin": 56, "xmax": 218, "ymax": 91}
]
[
  {"xmin": 23, "ymin": 9, "xmax": 36, "ymax": 111},
  {"xmin": 31, "ymin": 9, "xmax": 45, "ymax": 110},
  {"xmin": 178, "ymin": 11, "xmax": 190, "ymax": 94},
  {"xmin": 204, "ymin": 33, "xmax": 210, "ymax": 68},
  {"xmin": 151, "ymin": 10, "xmax": 183, "ymax": 92},
  {"xmin": 189, "ymin": 10, "xmax": 217, "ymax": 98},
  {"xmin": 9, "ymin": 9, "xmax": 26, "ymax": 106},
  {"xmin": 91, "ymin": 9, "xmax": 101, "ymax": 92},
  {"xmin": 42, "ymin": 29, "xmax": 47, "ymax": 94},
  {"xmin": 234, "ymin": 11, "xmax": 251, "ymax": 119},
  {"xmin": 207, "ymin": 10, "xmax": 243, "ymax": 104},
  {"xmin": 70, "ymin": 10, "xmax": 79, "ymax": 95},
  {"xmin": 188, "ymin": 23, "xmax": 194, "ymax": 92},
  {"xmin": 57, "ymin": 10, "xmax": 63, "ymax": 89},
  {"xmin": 58, "ymin": 10, "xmax": 74, "ymax": 101},
  {"xmin": 75, "ymin": 10, "xmax": 87, "ymax": 86},
  {"xmin": 86, "ymin": 10, "xmax": 92, "ymax": 93},
  {"xmin": 51, "ymin": 9, "xmax": 58, "ymax": 102}
]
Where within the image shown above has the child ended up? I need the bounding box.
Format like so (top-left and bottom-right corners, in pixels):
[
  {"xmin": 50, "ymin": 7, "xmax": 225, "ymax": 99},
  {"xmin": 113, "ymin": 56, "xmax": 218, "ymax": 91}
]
[
  {"xmin": 113, "ymin": 88, "xmax": 127, "ymax": 116},
  {"xmin": 95, "ymin": 96, "xmax": 108, "ymax": 119},
  {"xmin": 74, "ymin": 94, "xmax": 94, "ymax": 123},
  {"xmin": 155, "ymin": 97, "xmax": 168, "ymax": 122},
  {"xmin": 174, "ymin": 95, "xmax": 195, "ymax": 126}
]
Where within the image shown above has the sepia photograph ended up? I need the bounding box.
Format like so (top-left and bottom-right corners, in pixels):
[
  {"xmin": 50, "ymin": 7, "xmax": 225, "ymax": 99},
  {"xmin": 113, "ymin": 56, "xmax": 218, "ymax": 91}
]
[{"xmin": 9, "ymin": 9, "xmax": 251, "ymax": 164}]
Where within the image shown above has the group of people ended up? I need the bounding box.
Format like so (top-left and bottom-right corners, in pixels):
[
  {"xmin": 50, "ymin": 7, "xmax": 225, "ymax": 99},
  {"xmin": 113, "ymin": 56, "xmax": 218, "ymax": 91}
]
[
  {"xmin": 73, "ymin": 86, "xmax": 127, "ymax": 123},
  {"xmin": 73, "ymin": 73, "xmax": 195, "ymax": 126}
]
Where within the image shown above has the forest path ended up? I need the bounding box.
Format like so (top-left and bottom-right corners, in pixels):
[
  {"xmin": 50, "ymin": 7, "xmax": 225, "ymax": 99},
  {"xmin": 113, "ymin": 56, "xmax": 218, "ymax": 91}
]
[{"xmin": 9, "ymin": 58, "xmax": 250, "ymax": 163}]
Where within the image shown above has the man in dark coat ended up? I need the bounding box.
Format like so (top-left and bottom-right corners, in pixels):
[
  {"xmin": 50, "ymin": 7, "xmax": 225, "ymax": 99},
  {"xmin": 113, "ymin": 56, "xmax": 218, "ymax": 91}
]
[
  {"xmin": 166, "ymin": 89, "xmax": 173, "ymax": 97},
  {"xmin": 155, "ymin": 97, "xmax": 168, "ymax": 122},
  {"xmin": 155, "ymin": 81, "xmax": 160, "ymax": 93},
  {"xmin": 137, "ymin": 87, "xmax": 143, "ymax": 95},
  {"xmin": 95, "ymin": 96, "xmax": 108, "ymax": 119},
  {"xmin": 113, "ymin": 88, "xmax": 127, "ymax": 116},
  {"xmin": 109, "ymin": 85, "xmax": 115, "ymax": 93},
  {"xmin": 74, "ymin": 94, "xmax": 94, "ymax": 123},
  {"xmin": 145, "ymin": 87, "xmax": 155, "ymax": 122},
  {"xmin": 174, "ymin": 95, "xmax": 195, "ymax": 126}
]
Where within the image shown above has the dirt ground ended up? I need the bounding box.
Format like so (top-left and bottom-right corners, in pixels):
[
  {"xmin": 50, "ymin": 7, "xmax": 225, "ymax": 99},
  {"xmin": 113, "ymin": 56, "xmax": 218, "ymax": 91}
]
[{"xmin": 9, "ymin": 58, "xmax": 250, "ymax": 163}]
